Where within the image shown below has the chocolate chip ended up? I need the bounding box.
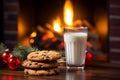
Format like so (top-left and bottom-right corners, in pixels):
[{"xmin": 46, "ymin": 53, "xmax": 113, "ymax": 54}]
[
  {"xmin": 36, "ymin": 52, "xmax": 39, "ymax": 54},
  {"xmin": 29, "ymin": 64, "xmax": 32, "ymax": 66},
  {"xmin": 45, "ymin": 56, "xmax": 49, "ymax": 60},
  {"xmin": 34, "ymin": 62, "xmax": 38, "ymax": 65},
  {"xmin": 39, "ymin": 65, "xmax": 42, "ymax": 68}
]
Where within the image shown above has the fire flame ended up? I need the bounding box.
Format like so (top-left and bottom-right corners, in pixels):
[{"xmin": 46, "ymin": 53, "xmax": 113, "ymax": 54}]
[
  {"xmin": 54, "ymin": 23, "xmax": 61, "ymax": 32},
  {"xmin": 64, "ymin": 0, "xmax": 74, "ymax": 26},
  {"xmin": 53, "ymin": 17, "xmax": 62, "ymax": 33},
  {"xmin": 30, "ymin": 31, "xmax": 37, "ymax": 38}
]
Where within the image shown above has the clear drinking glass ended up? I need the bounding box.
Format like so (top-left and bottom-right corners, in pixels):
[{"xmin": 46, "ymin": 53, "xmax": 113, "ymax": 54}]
[{"xmin": 64, "ymin": 27, "xmax": 88, "ymax": 70}]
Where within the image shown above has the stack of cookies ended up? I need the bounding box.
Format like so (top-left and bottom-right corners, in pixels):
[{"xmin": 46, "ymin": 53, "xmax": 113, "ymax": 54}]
[{"xmin": 22, "ymin": 50, "xmax": 62, "ymax": 76}]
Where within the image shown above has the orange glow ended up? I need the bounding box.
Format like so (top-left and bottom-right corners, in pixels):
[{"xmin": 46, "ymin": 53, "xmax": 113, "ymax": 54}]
[
  {"xmin": 52, "ymin": 37, "xmax": 57, "ymax": 42},
  {"xmin": 54, "ymin": 23, "xmax": 61, "ymax": 32},
  {"xmin": 30, "ymin": 32, "xmax": 37, "ymax": 38},
  {"xmin": 18, "ymin": 15, "xmax": 27, "ymax": 40},
  {"xmin": 57, "ymin": 42, "xmax": 64, "ymax": 49},
  {"xmin": 53, "ymin": 17, "xmax": 62, "ymax": 33},
  {"xmin": 64, "ymin": 0, "xmax": 74, "ymax": 26},
  {"xmin": 96, "ymin": 14, "xmax": 108, "ymax": 38},
  {"xmin": 18, "ymin": 16, "xmax": 31, "ymax": 46},
  {"xmin": 20, "ymin": 38, "xmax": 30, "ymax": 46},
  {"xmin": 47, "ymin": 31, "xmax": 54, "ymax": 38},
  {"xmin": 29, "ymin": 39, "xmax": 34, "ymax": 44},
  {"xmin": 37, "ymin": 25, "xmax": 46, "ymax": 33},
  {"xmin": 42, "ymin": 31, "xmax": 54, "ymax": 41},
  {"xmin": 86, "ymin": 41, "xmax": 93, "ymax": 48}
]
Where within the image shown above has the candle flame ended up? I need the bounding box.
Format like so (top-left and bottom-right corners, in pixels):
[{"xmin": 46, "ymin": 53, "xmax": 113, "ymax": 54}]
[{"xmin": 64, "ymin": 0, "xmax": 74, "ymax": 26}]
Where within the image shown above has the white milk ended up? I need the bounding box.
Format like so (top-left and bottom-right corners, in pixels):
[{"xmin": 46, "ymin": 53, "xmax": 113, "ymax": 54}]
[{"xmin": 64, "ymin": 32, "xmax": 87, "ymax": 66}]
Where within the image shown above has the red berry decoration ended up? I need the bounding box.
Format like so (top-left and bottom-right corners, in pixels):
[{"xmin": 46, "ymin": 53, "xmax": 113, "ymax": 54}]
[
  {"xmin": 1, "ymin": 49, "xmax": 13, "ymax": 63},
  {"xmin": 85, "ymin": 51, "xmax": 92, "ymax": 66},
  {"xmin": 8, "ymin": 57, "xmax": 21, "ymax": 70}
]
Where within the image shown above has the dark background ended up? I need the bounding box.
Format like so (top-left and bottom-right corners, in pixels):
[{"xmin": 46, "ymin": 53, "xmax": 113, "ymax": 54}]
[
  {"xmin": 19, "ymin": 0, "xmax": 108, "ymax": 27},
  {"xmin": 0, "ymin": 0, "xmax": 3, "ymax": 42}
]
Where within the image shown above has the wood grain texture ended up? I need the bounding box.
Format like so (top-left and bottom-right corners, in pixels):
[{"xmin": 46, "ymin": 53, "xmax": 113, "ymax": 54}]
[{"xmin": 0, "ymin": 66, "xmax": 120, "ymax": 80}]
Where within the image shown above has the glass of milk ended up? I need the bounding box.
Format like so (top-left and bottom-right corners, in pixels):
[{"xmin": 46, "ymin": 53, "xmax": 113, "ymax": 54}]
[{"xmin": 64, "ymin": 27, "xmax": 88, "ymax": 70}]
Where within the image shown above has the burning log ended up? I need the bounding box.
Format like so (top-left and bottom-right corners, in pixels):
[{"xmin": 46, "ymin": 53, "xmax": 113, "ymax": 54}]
[
  {"xmin": 30, "ymin": 24, "xmax": 64, "ymax": 50},
  {"xmin": 29, "ymin": 18, "xmax": 102, "ymax": 53}
]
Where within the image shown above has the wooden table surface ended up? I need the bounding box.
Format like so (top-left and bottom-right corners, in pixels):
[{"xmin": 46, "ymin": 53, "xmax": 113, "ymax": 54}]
[{"xmin": 0, "ymin": 63, "xmax": 120, "ymax": 80}]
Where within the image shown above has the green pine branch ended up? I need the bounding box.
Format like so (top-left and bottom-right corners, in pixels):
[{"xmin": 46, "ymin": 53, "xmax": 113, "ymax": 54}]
[
  {"xmin": 12, "ymin": 44, "xmax": 38, "ymax": 61},
  {"xmin": 0, "ymin": 43, "xmax": 7, "ymax": 56}
]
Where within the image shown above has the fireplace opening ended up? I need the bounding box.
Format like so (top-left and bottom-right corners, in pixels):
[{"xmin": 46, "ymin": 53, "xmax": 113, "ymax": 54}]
[{"xmin": 18, "ymin": 0, "xmax": 109, "ymax": 55}]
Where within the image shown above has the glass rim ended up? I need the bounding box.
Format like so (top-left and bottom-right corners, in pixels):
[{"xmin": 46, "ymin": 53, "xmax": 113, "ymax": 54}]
[{"xmin": 64, "ymin": 26, "xmax": 88, "ymax": 30}]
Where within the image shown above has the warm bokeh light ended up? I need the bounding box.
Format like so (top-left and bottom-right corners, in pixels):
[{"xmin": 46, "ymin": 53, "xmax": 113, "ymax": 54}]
[
  {"xmin": 95, "ymin": 14, "xmax": 108, "ymax": 38},
  {"xmin": 54, "ymin": 23, "xmax": 61, "ymax": 32},
  {"xmin": 29, "ymin": 39, "xmax": 34, "ymax": 44},
  {"xmin": 86, "ymin": 41, "xmax": 93, "ymax": 48},
  {"xmin": 18, "ymin": 15, "xmax": 30, "ymax": 46},
  {"xmin": 53, "ymin": 17, "xmax": 62, "ymax": 33},
  {"xmin": 42, "ymin": 31, "xmax": 54, "ymax": 41},
  {"xmin": 37, "ymin": 25, "xmax": 46, "ymax": 33},
  {"xmin": 30, "ymin": 32, "xmax": 37, "ymax": 38},
  {"xmin": 18, "ymin": 16, "xmax": 27, "ymax": 40},
  {"xmin": 64, "ymin": 0, "xmax": 74, "ymax": 26}
]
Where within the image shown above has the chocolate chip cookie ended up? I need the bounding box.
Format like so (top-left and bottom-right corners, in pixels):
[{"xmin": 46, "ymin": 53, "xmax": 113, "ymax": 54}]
[
  {"xmin": 27, "ymin": 50, "xmax": 61, "ymax": 61},
  {"xmin": 24, "ymin": 68, "xmax": 60, "ymax": 76},
  {"xmin": 22, "ymin": 60, "xmax": 59, "ymax": 69}
]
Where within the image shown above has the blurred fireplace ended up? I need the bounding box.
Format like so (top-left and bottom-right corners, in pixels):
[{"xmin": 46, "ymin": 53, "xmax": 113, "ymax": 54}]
[
  {"xmin": 3, "ymin": 0, "xmax": 120, "ymax": 63},
  {"xmin": 18, "ymin": 0, "xmax": 109, "ymax": 54}
]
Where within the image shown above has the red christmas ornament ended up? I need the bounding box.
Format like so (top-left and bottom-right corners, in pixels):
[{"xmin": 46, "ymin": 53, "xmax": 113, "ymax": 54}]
[
  {"xmin": 8, "ymin": 57, "xmax": 21, "ymax": 70},
  {"xmin": 85, "ymin": 51, "xmax": 92, "ymax": 66},
  {"xmin": 1, "ymin": 49, "xmax": 14, "ymax": 63}
]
